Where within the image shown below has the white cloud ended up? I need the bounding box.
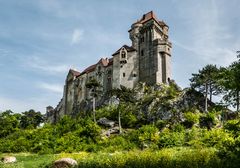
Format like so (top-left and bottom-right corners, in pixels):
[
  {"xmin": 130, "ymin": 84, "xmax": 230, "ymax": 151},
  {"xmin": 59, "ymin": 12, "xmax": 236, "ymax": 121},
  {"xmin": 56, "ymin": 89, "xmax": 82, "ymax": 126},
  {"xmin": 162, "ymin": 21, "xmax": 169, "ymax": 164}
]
[
  {"xmin": 37, "ymin": 82, "xmax": 63, "ymax": 94},
  {"xmin": 0, "ymin": 97, "xmax": 45, "ymax": 113},
  {"xmin": 25, "ymin": 56, "xmax": 70, "ymax": 74},
  {"xmin": 71, "ymin": 29, "xmax": 84, "ymax": 45},
  {"xmin": 172, "ymin": 0, "xmax": 239, "ymax": 66}
]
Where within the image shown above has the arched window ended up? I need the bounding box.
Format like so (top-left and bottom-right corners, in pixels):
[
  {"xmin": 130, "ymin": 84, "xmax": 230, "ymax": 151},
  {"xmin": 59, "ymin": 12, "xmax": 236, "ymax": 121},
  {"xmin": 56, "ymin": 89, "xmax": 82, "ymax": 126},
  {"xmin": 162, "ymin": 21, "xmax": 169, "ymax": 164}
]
[{"xmin": 121, "ymin": 51, "xmax": 126, "ymax": 58}]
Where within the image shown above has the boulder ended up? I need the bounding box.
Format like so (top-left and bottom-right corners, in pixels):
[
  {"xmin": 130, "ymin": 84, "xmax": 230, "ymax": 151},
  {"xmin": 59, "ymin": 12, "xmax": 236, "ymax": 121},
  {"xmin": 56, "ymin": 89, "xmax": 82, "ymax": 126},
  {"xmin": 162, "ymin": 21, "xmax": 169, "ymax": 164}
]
[
  {"xmin": 53, "ymin": 158, "xmax": 78, "ymax": 168},
  {"xmin": 97, "ymin": 117, "xmax": 115, "ymax": 127},
  {"xmin": 2, "ymin": 156, "xmax": 17, "ymax": 164}
]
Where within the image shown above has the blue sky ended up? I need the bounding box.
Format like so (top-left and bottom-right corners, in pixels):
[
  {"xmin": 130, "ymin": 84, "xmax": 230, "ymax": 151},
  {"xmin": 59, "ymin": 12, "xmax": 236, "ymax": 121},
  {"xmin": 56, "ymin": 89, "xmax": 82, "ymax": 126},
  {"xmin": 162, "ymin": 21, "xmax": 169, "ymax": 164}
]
[{"xmin": 0, "ymin": 0, "xmax": 239, "ymax": 113}]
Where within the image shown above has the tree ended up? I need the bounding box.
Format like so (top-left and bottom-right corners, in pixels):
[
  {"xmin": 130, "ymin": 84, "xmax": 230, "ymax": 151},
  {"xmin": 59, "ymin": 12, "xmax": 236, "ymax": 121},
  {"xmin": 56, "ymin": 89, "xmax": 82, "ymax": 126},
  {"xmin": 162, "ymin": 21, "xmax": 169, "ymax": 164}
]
[
  {"xmin": 0, "ymin": 110, "xmax": 21, "ymax": 138},
  {"xmin": 110, "ymin": 85, "xmax": 136, "ymax": 134},
  {"xmin": 219, "ymin": 53, "xmax": 240, "ymax": 111},
  {"xmin": 86, "ymin": 78, "xmax": 101, "ymax": 123},
  {"xmin": 190, "ymin": 64, "xmax": 221, "ymax": 112},
  {"xmin": 20, "ymin": 109, "xmax": 44, "ymax": 129}
]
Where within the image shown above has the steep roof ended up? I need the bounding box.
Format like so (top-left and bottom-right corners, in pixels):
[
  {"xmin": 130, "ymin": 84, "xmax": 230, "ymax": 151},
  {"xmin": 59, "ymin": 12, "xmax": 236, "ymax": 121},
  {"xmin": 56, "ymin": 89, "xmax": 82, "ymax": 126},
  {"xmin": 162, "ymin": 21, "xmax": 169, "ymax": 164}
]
[
  {"xmin": 69, "ymin": 69, "xmax": 81, "ymax": 76},
  {"xmin": 97, "ymin": 58, "xmax": 109, "ymax": 66},
  {"xmin": 80, "ymin": 58, "xmax": 112, "ymax": 75},
  {"xmin": 112, "ymin": 45, "xmax": 136, "ymax": 56},
  {"xmin": 81, "ymin": 64, "xmax": 97, "ymax": 74},
  {"xmin": 135, "ymin": 11, "xmax": 168, "ymax": 27}
]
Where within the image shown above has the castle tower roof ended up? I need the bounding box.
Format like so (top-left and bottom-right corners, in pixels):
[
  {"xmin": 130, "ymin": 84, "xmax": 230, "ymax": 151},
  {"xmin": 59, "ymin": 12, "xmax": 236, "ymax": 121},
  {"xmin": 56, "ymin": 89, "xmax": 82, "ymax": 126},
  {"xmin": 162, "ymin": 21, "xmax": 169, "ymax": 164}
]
[{"xmin": 134, "ymin": 11, "xmax": 168, "ymax": 28}]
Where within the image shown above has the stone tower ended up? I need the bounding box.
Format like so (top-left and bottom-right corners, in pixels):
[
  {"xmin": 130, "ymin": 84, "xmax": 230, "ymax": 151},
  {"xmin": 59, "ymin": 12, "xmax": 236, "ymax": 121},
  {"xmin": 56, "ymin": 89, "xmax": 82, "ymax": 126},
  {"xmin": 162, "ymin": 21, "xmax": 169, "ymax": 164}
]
[
  {"xmin": 129, "ymin": 11, "xmax": 172, "ymax": 85},
  {"xmin": 46, "ymin": 11, "xmax": 173, "ymax": 123}
]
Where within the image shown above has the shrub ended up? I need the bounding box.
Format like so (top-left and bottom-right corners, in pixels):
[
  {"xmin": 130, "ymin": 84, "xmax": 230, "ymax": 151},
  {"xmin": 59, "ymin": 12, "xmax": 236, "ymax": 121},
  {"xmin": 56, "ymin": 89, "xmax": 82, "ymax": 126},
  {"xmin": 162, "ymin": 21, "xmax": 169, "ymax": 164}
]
[
  {"xmin": 172, "ymin": 123, "xmax": 185, "ymax": 132},
  {"xmin": 200, "ymin": 112, "xmax": 217, "ymax": 129},
  {"xmin": 224, "ymin": 119, "xmax": 240, "ymax": 135},
  {"xmin": 183, "ymin": 112, "xmax": 199, "ymax": 128},
  {"xmin": 155, "ymin": 120, "xmax": 167, "ymax": 130},
  {"xmin": 158, "ymin": 129, "xmax": 185, "ymax": 148}
]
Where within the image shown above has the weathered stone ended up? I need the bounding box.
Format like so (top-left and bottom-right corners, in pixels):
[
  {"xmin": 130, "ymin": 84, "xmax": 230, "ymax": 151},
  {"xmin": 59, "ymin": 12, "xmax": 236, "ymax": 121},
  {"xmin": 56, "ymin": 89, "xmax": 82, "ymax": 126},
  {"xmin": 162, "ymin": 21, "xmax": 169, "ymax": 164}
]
[
  {"xmin": 46, "ymin": 11, "xmax": 172, "ymax": 123},
  {"xmin": 97, "ymin": 117, "xmax": 115, "ymax": 127},
  {"xmin": 2, "ymin": 156, "xmax": 17, "ymax": 164},
  {"xmin": 53, "ymin": 158, "xmax": 78, "ymax": 168}
]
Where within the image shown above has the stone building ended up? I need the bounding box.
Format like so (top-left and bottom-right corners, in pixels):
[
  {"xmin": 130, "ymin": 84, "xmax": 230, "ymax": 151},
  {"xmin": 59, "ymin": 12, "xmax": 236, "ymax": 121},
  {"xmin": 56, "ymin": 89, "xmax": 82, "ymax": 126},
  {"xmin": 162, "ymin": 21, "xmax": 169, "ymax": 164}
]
[{"xmin": 46, "ymin": 11, "xmax": 172, "ymax": 123}]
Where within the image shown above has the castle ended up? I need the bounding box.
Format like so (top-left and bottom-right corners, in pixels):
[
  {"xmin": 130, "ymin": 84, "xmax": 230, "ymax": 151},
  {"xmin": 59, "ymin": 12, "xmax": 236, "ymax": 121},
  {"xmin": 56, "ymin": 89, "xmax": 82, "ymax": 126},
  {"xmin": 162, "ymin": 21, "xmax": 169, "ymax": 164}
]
[{"xmin": 46, "ymin": 11, "xmax": 172, "ymax": 123}]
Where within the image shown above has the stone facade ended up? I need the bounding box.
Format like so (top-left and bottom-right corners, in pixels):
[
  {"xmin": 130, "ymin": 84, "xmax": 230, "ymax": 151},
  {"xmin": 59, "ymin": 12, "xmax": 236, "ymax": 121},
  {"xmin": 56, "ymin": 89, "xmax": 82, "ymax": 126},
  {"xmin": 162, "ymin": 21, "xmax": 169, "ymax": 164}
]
[{"xmin": 46, "ymin": 11, "xmax": 172, "ymax": 123}]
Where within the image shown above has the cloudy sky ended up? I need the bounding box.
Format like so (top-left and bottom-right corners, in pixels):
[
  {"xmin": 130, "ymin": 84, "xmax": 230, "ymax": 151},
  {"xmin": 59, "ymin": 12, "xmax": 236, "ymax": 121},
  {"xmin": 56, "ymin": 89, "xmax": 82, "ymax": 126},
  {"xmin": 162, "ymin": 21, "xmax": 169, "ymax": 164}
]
[{"xmin": 0, "ymin": 0, "xmax": 239, "ymax": 113}]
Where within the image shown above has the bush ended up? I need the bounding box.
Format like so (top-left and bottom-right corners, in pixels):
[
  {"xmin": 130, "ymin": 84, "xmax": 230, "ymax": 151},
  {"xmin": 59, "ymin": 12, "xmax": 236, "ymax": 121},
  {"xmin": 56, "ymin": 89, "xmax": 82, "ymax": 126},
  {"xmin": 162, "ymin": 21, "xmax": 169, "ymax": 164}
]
[
  {"xmin": 158, "ymin": 129, "xmax": 185, "ymax": 148},
  {"xmin": 200, "ymin": 112, "xmax": 217, "ymax": 129},
  {"xmin": 224, "ymin": 120, "xmax": 240, "ymax": 135},
  {"xmin": 155, "ymin": 120, "xmax": 167, "ymax": 130},
  {"xmin": 183, "ymin": 112, "xmax": 199, "ymax": 128}
]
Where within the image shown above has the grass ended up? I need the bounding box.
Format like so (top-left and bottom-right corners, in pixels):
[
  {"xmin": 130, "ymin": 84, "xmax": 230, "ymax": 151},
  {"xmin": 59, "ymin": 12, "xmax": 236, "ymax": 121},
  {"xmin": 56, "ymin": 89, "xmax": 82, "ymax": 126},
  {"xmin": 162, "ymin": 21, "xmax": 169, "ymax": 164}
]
[
  {"xmin": 0, "ymin": 147, "xmax": 238, "ymax": 168},
  {"xmin": 0, "ymin": 153, "xmax": 54, "ymax": 168}
]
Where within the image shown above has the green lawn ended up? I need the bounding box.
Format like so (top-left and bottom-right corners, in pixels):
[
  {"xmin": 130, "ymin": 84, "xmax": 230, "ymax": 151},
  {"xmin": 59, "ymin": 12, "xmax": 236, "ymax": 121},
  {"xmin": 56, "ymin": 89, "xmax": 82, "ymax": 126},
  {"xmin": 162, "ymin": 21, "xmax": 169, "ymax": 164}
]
[{"xmin": 0, "ymin": 153, "xmax": 54, "ymax": 168}]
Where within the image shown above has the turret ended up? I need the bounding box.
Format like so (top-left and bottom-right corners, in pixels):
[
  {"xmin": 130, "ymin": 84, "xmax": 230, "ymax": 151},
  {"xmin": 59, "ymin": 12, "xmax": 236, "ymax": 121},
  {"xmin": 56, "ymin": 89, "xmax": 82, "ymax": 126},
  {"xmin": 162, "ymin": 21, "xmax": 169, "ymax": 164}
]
[{"xmin": 129, "ymin": 22, "xmax": 142, "ymax": 50}]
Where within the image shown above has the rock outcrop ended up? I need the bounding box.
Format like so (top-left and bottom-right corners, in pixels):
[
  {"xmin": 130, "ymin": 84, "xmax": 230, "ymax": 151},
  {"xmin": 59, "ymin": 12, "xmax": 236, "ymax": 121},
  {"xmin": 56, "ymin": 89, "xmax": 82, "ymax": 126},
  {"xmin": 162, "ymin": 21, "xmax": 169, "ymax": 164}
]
[{"xmin": 97, "ymin": 117, "xmax": 115, "ymax": 127}]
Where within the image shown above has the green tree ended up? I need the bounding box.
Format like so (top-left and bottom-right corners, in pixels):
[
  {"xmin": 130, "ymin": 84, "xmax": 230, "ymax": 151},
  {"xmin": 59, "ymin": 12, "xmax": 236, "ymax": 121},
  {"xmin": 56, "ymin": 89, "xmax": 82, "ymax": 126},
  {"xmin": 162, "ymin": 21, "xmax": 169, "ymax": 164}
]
[
  {"xmin": 86, "ymin": 78, "xmax": 101, "ymax": 123},
  {"xmin": 110, "ymin": 85, "xmax": 136, "ymax": 133},
  {"xmin": 190, "ymin": 64, "xmax": 221, "ymax": 112},
  {"xmin": 0, "ymin": 110, "xmax": 21, "ymax": 138},
  {"xmin": 20, "ymin": 109, "xmax": 44, "ymax": 129},
  {"xmin": 219, "ymin": 53, "xmax": 240, "ymax": 111}
]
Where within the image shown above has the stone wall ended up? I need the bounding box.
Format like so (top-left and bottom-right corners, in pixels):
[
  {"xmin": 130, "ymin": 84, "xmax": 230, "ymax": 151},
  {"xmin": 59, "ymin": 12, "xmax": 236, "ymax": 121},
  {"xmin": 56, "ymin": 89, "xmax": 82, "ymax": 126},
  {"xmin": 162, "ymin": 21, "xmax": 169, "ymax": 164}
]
[{"xmin": 46, "ymin": 11, "xmax": 172, "ymax": 123}]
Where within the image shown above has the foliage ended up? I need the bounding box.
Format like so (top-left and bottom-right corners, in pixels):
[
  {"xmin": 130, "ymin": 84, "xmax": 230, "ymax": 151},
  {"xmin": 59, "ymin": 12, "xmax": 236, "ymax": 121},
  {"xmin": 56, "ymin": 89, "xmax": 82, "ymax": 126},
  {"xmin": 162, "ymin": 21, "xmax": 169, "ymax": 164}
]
[
  {"xmin": 86, "ymin": 78, "xmax": 102, "ymax": 123},
  {"xmin": 190, "ymin": 64, "xmax": 221, "ymax": 111},
  {"xmin": 20, "ymin": 109, "xmax": 44, "ymax": 129},
  {"xmin": 224, "ymin": 119, "xmax": 240, "ymax": 135},
  {"xmin": 199, "ymin": 112, "xmax": 217, "ymax": 129},
  {"xmin": 219, "ymin": 59, "xmax": 240, "ymax": 111},
  {"xmin": 183, "ymin": 112, "xmax": 199, "ymax": 128},
  {"xmin": 3, "ymin": 148, "xmax": 238, "ymax": 168},
  {"xmin": 0, "ymin": 110, "xmax": 20, "ymax": 138}
]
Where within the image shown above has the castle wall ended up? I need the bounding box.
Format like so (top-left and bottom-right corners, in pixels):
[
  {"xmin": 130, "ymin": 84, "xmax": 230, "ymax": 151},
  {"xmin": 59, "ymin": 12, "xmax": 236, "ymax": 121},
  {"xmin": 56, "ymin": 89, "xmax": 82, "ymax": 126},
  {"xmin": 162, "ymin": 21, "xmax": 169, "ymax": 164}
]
[
  {"xmin": 65, "ymin": 74, "xmax": 75, "ymax": 115},
  {"xmin": 47, "ymin": 11, "xmax": 172, "ymax": 123},
  {"xmin": 112, "ymin": 49, "xmax": 138, "ymax": 89}
]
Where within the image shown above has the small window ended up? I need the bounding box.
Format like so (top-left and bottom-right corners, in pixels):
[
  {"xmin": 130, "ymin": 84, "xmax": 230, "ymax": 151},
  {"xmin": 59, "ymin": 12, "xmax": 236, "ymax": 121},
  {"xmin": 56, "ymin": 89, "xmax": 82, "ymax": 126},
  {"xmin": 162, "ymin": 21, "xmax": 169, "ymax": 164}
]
[
  {"xmin": 121, "ymin": 51, "xmax": 126, "ymax": 58},
  {"xmin": 107, "ymin": 70, "xmax": 112, "ymax": 75},
  {"xmin": 120, "ymin": 60, "xmax": 127, "ymax": 64},
  {"xmin": 141, "ymin": 49, "xmax": 144, "ymax": 56},
  {"xmin": 133, "ymin": 74, "xmax": 137, "ymax": 77},
  {"xmin": 123, "ymin": 73, "xmax": 125, "ymax": 77}
]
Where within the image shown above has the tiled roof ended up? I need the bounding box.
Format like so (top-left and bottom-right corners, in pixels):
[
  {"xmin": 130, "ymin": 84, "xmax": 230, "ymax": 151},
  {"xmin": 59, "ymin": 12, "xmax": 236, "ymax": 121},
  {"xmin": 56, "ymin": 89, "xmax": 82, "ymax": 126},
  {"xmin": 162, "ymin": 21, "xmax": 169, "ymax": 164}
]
[
  {"xmin": 112, "ymin": 45, "xmax": 136, "ymax": 56},
  {"xmin": 135, "ymin": 11, "xmax": 168, "ymax": 27},
  {"xmin": 69, "ymin": 69, "xmax": 81, "ymax": 76},
  {"xmin": 97, "ymin": 58, "xmax": 109, "ymax": 67},
  {"xmin": 81, "ymin": 64, "xmax": 97, "ymax": 74},
  {"xmin": 80, "ymin": 58, "xmax": 113, "ymax": 75}
]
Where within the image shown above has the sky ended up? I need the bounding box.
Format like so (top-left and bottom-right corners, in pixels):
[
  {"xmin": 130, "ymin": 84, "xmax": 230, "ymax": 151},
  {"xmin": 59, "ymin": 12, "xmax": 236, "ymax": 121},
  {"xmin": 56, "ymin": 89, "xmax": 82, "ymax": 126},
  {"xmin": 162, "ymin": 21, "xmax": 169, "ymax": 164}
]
[{"xmin": 0, "ymin": 0, "xmax": 239, "ymax": 113}]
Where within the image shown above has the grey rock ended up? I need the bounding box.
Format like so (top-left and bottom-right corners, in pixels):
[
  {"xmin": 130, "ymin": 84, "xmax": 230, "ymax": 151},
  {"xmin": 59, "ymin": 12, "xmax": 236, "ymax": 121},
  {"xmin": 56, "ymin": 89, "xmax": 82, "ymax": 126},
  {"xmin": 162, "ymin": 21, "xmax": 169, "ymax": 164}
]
[
  {"xmin": 54, "ymin": 158, "xmax": 78, "ymax": 168},
  {"xmin": 97, "ymin": 117, "xmax": 115, "ymax": 127},
  {"xmin": 2, "ymin": 156, "xmax": 17, "ymax": 164}
]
